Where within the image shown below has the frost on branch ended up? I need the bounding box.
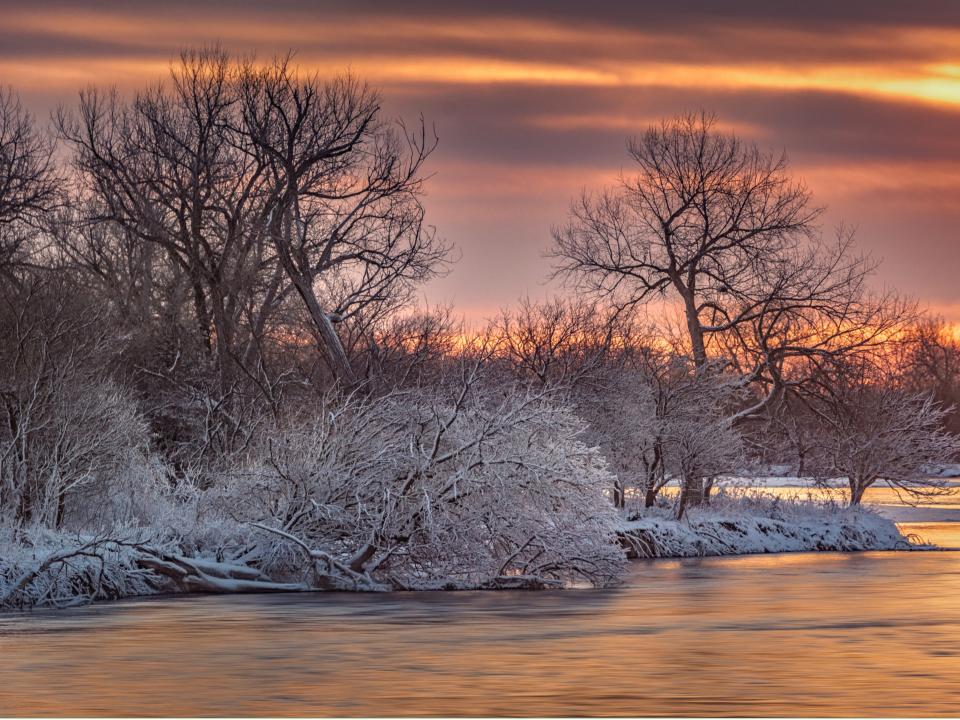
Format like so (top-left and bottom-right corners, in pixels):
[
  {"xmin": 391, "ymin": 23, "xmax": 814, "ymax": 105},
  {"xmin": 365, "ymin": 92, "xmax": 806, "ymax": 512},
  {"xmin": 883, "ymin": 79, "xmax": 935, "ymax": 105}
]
[
  {"xmin": 217, "ymin": 361, "xmax": 625, "ymax": 591},
  {"xmin": 0, "ymin": 529, "xmax": 162, "ymax": 609},
  {"xmin": 808, "ymin": 359, "xmax": 960, "ymax": 505}
]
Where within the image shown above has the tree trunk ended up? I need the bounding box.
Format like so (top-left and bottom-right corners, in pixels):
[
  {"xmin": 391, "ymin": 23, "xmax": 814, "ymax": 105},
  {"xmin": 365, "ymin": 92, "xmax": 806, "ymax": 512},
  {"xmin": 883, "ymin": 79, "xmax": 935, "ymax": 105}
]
[
  {"xmin": 209, "ymin": 287, "xmax": 237, "ymax": 396},
  {"xmin": 16, "ymin": 491, "xmax": 31, "ymax": 526},
  {"xmin": 293, "ymin": 278, "xmax": 356, "ymax": 385},
  {"xmin": 271, "ymin": 207, "xmax": 358, "ymax": 386},
  {"xmin": 644, "ymin": 484, "xmax": 657, "ymax": 508},
  {"xmin": 677, "ymin": 477, "xmax": 706, "ymax": 519},
  {"xmin": 702, "ymin": 477, "xmax": 714, "ymax": 505},
  {"xmin": 190, "ymin": 275, "xmax": 213, "ymax": 353},
  {"xmin": 643, "ymin": 447, "xmax": 664, "ymax": 508},
  {"xmin": 680, "ymin": 288, "xmax": 708, "ymax": 367},
  {"xmin": 55, "ymin": 490, "xmax": 66, "ymax": 529},
  {"xmin": 612, "ymin": 479, "xmax": 625, "ymax": 509},
  {"xmin": 676, "ymin": 486, "xmax": 689, "ymax": 521},
  {"xmin": 849, "ymin": 478, "xmax": 867, "ymax": 506}
]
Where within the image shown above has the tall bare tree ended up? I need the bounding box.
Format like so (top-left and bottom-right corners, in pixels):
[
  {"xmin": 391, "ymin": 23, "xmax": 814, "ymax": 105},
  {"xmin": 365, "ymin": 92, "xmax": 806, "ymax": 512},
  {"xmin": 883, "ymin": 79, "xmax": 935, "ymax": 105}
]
[
  {"xmin": 58, "ymin": 49, "xmax": 280, "ymax": 396},
  {"xmin": 240, "ymin": 58, "xmax": 450, "ymax": 385},
  {"xmin": 0, "ymin": 87, "xmax": 59, "ymax": 273},
  {"xmin": 552, "ymin": 113, "xmax": 909, "ymax": 423}
]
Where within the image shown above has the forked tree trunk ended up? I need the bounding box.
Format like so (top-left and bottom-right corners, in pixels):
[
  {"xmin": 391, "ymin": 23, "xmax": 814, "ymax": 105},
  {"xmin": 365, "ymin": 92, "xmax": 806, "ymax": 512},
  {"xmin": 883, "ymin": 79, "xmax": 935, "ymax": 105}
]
[{"xmin": 849, "ymin": 478, "xmax": 867, "ymax": 506}]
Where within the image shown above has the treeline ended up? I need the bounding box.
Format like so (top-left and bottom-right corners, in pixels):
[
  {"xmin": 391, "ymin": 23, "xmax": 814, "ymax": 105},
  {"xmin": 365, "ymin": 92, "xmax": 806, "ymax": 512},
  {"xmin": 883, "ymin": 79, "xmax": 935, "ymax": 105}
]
[{"xmin": 1, "ymin": 48, "xmax": 958, "ymax": 603}]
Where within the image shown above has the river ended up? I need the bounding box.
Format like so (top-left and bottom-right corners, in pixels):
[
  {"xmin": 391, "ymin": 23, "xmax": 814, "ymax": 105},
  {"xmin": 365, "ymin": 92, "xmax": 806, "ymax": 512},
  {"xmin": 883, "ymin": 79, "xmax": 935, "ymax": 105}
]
[{"xmin": 2, "ymin": 486, "xmax": 960, "ymax": 716}]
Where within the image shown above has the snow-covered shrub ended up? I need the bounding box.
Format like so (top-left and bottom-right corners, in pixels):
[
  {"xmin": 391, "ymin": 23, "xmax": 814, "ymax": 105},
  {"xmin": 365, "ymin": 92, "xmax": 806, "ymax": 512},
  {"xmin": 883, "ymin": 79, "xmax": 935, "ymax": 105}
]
[
  {"xmin": 0, "ymin": 527, "xmax": 167, "ymax": 609},
  {"xmin": 808, "ymin": 360, "xmax": 960, "ymax": 504},
  {"xmin": 217, "ymin": 364, "xmax": 625, "ymax": 589},
  {"xmin": 0, "ymin": 279, "xmax": 156, "ymax": 529},
  {"xmin": 63, "ymin": 453, "xmax": 179, "ymax": 531}
]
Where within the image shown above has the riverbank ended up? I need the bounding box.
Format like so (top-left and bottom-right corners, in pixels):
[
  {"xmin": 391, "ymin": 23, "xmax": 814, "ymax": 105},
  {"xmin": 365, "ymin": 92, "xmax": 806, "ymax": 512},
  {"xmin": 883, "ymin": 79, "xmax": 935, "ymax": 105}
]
[
  {"xmin": 620, "ymin": 495, "xmax": 913, "ymax": 559},
  {"xmin": 0, "ymin": 493, "xmax": 919, "ymax": 612}
]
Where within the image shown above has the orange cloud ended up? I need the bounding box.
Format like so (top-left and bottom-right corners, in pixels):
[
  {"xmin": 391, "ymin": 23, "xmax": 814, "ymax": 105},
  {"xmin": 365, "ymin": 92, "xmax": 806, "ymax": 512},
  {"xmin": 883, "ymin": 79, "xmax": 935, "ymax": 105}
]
[
  {"xmin": 5, "ymin": 9, "xmax": 960, "ymax": 111},
  {"xmin": 3, "ymin": 4, "xmax": 959, "ymax": 320}
]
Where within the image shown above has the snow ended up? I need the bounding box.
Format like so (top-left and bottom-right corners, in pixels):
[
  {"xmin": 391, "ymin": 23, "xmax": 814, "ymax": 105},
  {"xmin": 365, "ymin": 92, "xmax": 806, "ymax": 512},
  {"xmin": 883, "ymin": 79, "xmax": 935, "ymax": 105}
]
[
  {"xmin": 620, "ymin": 494, "xmax": 911, "ymax": 559},
  {"xmin": 1, "ymin": 491, "xmax": 921, "ymax": 612},
  {"xmin": 927, "ymin": 463, "xmax": 960, "ymax": 478},
  {"xmin": 0, "ymin": 530, "xmax": 161, "ymax": 610}
]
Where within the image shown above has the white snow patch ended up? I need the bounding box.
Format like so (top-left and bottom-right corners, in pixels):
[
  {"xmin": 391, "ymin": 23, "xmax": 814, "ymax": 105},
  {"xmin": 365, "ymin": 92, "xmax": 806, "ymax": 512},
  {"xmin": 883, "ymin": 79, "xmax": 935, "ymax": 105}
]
[{"xmin": 620, "ymin": 496, "xmax": 911, "ymax": 559}]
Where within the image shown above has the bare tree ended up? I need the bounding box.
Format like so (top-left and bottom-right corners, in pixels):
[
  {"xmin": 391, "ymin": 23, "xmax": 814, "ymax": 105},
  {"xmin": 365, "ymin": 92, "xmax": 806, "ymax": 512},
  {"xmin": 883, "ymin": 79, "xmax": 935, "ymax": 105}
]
[
  {"xmin": 900, "ymin": 316, "xmax": 960, "ymax": 433},
  {"xmin": 58, "ymin": 48, "xmax": 281, "ymax": 398},
  {"xmin": 810, "ymin": 358, "xmax": 960, "ymax": 505},
  {"xmin": 240, "ymin": 57, "xmax": 450, "ymax": 384},
  {"xmin": 551, "ymin": 112, "xmax": 909, "ymax": 421},
  {"xmin": 56, "ymin": 48, "xmax": 450, "ymax": 478},
  {"xmin": 0, "ymin": 87, "xmax": 59, "ymax": 273},
  {"xmin": 550, "ymin": 113, "xmax": 918, "ymax": 513},
  {"xmin": 0, "ymin": 277, "xmax": 148, "ymax": 528}
]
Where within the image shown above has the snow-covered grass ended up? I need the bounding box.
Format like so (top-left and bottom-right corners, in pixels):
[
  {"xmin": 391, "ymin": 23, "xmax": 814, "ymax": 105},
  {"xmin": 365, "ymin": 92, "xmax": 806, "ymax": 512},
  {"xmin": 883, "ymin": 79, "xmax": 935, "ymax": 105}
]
[{"xmin": 619, "ymin": 490, "xmax": 912, "ymax": 559}]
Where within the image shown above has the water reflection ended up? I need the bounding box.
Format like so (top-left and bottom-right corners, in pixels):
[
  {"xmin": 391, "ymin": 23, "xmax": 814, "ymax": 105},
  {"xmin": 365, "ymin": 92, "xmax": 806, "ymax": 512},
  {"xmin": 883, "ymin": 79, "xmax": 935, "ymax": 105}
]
[{"xmin": 2, "ymin": 515, "xmax": 960, "ymax": 715}]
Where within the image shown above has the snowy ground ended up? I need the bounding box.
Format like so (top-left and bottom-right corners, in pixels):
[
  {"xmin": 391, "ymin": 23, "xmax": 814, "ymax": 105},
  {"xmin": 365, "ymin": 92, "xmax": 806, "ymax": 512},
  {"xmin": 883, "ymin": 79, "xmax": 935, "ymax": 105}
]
[
  {"xmin": 620, "ymin": 491, "xmax": 910, "ymax": 559},
  {"xmin": 0, "ymin": 483, "xmax": 941, "ymax": 611},
  {"xmin": 720, "ymin": 476, "xmax": 960, "ymax": 524}
]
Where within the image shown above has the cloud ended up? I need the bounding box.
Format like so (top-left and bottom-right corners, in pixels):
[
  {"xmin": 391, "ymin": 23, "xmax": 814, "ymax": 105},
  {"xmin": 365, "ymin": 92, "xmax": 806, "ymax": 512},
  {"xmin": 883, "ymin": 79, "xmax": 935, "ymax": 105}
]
[{"xmin": 2, "ymin": 0, "xmax": 959, "ymax": 319}]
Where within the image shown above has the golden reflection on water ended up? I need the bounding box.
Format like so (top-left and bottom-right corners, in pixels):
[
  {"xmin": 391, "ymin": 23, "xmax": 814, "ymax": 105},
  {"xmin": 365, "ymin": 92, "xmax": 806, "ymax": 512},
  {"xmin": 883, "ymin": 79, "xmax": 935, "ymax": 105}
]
[{"xmin": 2, "ymin": 521, "xmax": 960, "ymax": 715}]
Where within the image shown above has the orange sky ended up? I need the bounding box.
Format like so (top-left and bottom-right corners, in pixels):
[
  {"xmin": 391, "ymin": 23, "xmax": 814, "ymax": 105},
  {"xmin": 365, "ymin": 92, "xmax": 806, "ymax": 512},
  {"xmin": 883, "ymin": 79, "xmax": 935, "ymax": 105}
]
[{"xmin": 4, "ymin": 0, "xmax": 960, "ymax": 323}]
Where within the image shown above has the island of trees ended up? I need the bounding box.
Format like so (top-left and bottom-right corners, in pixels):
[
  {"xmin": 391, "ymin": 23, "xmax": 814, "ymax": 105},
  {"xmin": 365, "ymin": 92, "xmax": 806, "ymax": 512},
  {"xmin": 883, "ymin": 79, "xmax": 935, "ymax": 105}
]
[{"xmin": 1, "ymin": 49, "xmax": 958, "ymax": 608}]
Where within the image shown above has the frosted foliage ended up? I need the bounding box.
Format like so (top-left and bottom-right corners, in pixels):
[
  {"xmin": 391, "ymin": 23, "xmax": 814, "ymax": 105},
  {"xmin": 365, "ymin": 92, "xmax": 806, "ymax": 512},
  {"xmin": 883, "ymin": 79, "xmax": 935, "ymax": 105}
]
[
  {"xmin": 222, "ymin": 376, "xmax": 625, "ymax": 589},
  {"xmin": 0, "ymin": 287, "xmax": 155, "ymax": 530},
  {"xmin": 812, "ymin": 380, "xmax": 960, "ymax": 503}
]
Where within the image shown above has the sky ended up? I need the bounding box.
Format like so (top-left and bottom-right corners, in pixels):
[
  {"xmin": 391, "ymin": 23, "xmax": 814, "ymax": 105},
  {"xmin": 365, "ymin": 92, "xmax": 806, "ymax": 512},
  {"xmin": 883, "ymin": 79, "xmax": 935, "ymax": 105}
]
[{"xmin": 4, "ymin": 0, "xmax": 960, "ymax": 322}]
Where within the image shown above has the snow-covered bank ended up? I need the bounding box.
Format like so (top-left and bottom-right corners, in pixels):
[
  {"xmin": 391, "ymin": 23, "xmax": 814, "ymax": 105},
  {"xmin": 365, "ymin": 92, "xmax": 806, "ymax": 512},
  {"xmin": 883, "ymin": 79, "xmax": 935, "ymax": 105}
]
[
  {"xmin": 0, "ymin": 496, "xmax": 920, "ymax": 612},
  {"xmin": 619, "ymin": 495, "xmax": 913, "ymax": 559}
]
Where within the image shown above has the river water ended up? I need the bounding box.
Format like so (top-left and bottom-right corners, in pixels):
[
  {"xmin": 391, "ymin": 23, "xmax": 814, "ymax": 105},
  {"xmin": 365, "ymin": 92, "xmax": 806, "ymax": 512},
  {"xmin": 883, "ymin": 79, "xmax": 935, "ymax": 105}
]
[{"xmin": 2, "ymin": 487, "xmax": 960, "ymax": 717}]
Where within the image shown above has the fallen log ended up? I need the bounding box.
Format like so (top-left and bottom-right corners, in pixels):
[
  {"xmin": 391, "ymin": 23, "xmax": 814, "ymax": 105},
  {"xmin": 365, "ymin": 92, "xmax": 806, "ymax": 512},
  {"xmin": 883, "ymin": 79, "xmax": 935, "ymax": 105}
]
[{"xmin": 134, "ymin": 548, "xmax": 308, "ymax": 594}]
